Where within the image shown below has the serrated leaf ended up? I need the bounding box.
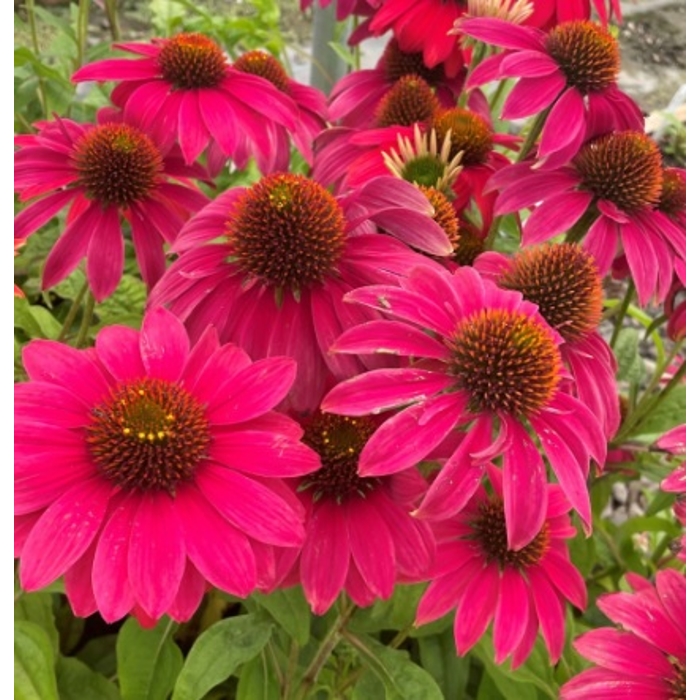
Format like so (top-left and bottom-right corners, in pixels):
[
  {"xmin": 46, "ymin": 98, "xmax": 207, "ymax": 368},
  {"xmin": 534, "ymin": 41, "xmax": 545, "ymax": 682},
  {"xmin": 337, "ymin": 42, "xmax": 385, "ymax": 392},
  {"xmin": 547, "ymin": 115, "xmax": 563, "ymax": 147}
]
[
  {"xmin": 15, "ymin": 591, "xmax": 59, "ymax": 656},
  {"xmin": 250, "ymin": 585, "xmax": 311, "ymax": 645},
  {"xmin": 15, "ymin": 620, "xmax": 59, "ymax": 700},
  {"xmin": 236, "ymin": 653, "xmax": 281, "ymax": 700},
  {"xmin": 56, "ymin": 657, "xmax": 120, "ymax": 700},
  {"xmin": 93, "ymin": 274, "xmax": 146, "ymax": 330},
  {"xmin": 614, "ymin": 328, "xmax": 645, "ymax": 385},
  {"xmin": 116, "ymin": 618, "xmax": 182, "ymax": 700},
  {"xmin": 171, "ymin": 614, "xmax": 273, "ymax": 700}
]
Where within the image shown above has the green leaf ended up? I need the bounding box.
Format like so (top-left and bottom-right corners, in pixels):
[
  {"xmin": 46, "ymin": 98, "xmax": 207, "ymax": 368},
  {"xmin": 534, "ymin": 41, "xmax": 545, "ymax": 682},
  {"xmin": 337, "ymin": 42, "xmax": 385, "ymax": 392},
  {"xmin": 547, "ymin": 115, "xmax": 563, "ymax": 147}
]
[
  {"xmin": 76, "ymin": 634, "xmax": 117, "ymax": 678},
  {"xmin": 352, "ymin": 669, "xmax": 387, "ymax": 699},
  {"xmin": 116, "ymin": 618, "xmax": 183, "ymax": 700},
  {"xmin": 632, "ymin": 385, "xmax": 686, "ymax": 441},
  {"xmin": 15, "ymin": 591, "xmax": 59, "ymax": 656},
  {"xmin": 93, "ymin": 273, "xmax": 146, "ymax": 330},
  {"xmin": 417, "ymin": 628, "xmax": 470, "ymax": 700},
  {"xmin": 56, "ymin": 657, "xmax": 120, "ymax": 700},
  {"xmin": 350, "ymin": 583, "xmax": 425, "ymax": 634},
  {"xmin": 171, "ymin": 614, "xmax": 273, "ymax": 700},
  {"xmin": 614, "ymin": 328, "xmax": 645, "ymax": 385},
  {"xmin": 351, "ymin": 635, "xmax": 443, "ymax": 700},
  {"xmin": 250, "ymin": 585, "xmax": 311, "ymax": 645},
  {"xmin": 15, "ymin": 620, "xmax": 59, "ymax": 700},
  {"xmin": 236, "ymin": 653, "xmax": 281, "ymax": 700}
]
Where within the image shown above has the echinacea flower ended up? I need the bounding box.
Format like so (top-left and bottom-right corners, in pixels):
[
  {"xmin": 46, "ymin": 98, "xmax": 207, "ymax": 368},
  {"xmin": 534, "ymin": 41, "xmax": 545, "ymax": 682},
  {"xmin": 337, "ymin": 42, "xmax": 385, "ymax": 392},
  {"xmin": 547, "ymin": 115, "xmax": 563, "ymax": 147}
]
[
  {"xmin": 329, "ymin": 37, "xmax": 464, "ymax": 129},
  {"xmin": 491, "ymin": 130, "xmax": 684, "ymax": 306},
  {"xmin": 416, "ymin": 469, "xmax": 586, "ymax": 665},
  {"xmin": 322, "ymin": 264, "xmax": 607, "ymax": 549},
  {"xmin": 14, "ymin": 117, "xmax": 209, "ymax": 299},
  {"xmin": 524, "ymin": 0, "xmax": 621, "ymax": 30},
  {"xmin": 15, "ymin": 307, "xmax": 321, "ymax": 623},
  {"xmin": 149, "ymin": 172, "xmax": 452, "ymax": 412},
  {"xmin": 657, "ymin": 425, "xmax": 686, "ymax": 559},
  {"xmin": 474, "ymin": 244, "xmax": 620, "ymax": 439},
  {"xmin": 459, "ymin": 18, "xmax": 642, "ymax": 167},
  {"xmin": 71, "ymin": 33, "xmax": 298, "ymax": 170},
  {"xmin": 281, "ymin": 409, "xmax": 435, "ymax": 614},
  {"xmin": 561, "ymin": 569, "xmax": 685, "ymax": 699}
]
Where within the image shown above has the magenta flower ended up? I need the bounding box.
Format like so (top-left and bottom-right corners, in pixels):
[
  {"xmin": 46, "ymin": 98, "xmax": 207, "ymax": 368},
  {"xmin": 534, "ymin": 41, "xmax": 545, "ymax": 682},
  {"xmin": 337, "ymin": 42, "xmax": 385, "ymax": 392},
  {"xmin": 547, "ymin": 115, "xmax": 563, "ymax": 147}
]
[
  {"xmin": 491, "ymin": 131, "xmax": 685, "ymax": 306},
  {"xmin": 524, "ymin": 0, "xmax": 621, "ymax": 30},
  {"xmin": 474, "ymin": 244, "xmax": 620, "ymax": 439},
  {"xmin": 279, "ymin": 409, "xmax": 435, "ymax": 614},
  {"xmin": 322, "ymin": 264, "xmax": 607, "ymax": 548},
  {"xmin": 416, "ymin": 469, "xmax": 585, "ymax": 665},
  {"xmin": 459, "ymin": 18, "xmax": 642, "ymax": 167},
  {"xmin": 657, "ymin": 425, "xmax": 686, "ymax": 560},
  {"xmin": 15, "ymin": 307, "xmax": 321, "ymax": 622},
  {"xmin": 14, "ymin": 117, "xmax": 209, "ymax": 300},
  {"xmin": 149, "ymin": 172, "xmax": 452, "ymax": 412},
  {"xmin": 329, "ymin": 37, "xmax": 463, "ymax": 129},
  {"xmin": 562, "ymin": 569, "xmax": 685, "ymax": 699},
  {"xmin": 72, "ymin": 33, "xmax": 298, "ymax": 169}
]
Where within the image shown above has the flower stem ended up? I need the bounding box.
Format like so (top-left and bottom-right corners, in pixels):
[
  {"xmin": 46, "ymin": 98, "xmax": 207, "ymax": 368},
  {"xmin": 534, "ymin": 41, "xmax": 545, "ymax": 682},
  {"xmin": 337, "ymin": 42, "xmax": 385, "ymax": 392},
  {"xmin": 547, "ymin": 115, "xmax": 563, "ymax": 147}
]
[
  {"xmin": 76, "ymin": 0, "xmax": 91, "ymax": 68},
  {"xmin": 57, "ymin": 280, "xmax": 89, "ymax": 342},
  {"xmin": 516, "ymin": 106, "xmax": 550, "ymax": 163},
  {"xmin": 24, "ymin": 0, "xmax": 48, "ymax": 118},
  {"xmin": 103, "ymin": 0, "xmax": 121, "ymax": 41},
  {"xmin": 610, "ymin": 281, "xmax": 636, "ymax": 350},
  {"xmin": 74, "ymin": 292, "xmax": 95, "ymax": 348},
  {"xmin": 296, "ymin": 603, "xmax": 356, "ymax": 699},
  {"xmin": 563, "ymin": 207, "xmax": 597, "ymax": 245}
]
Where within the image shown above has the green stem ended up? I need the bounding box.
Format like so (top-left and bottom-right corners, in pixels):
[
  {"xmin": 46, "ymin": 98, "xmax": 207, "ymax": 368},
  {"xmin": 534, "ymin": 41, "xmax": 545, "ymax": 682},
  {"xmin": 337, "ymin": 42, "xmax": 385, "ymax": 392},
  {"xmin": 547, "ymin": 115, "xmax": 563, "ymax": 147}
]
[
  {"xmin": 516, "ymin": 106, "xmax": 550, "ymax": 163},
  {"xmin": 563, "ymin": 207, "xmax": 598, "ymax": 245},
  {"xmin": 609, "ymin": 281, "xmax": 636, "ymax": 350},
  {"xmin": 296, "ymin": 604, "xmax": 356, "ymax": 700},
  {"xmin": 76, "ymin": 0, "xmax": 91, "ymax": 68},
  {"xmin": 281, "ymin": 641, "xmax": 299, "ymax": 700},
  {"xmin": 24, "ymin": 0, "xmax": 48, "ymax": 117},
  {"xmin": 103, "ymin": 0, "xmax": 121, "ymax": 41},
  {"xmin": 74, "ymin": 292, "xmax": 95, "ymax": 348},
  {"xmin": 57, "ymin": 280, "xmax": 89, "ymax": 342},
  {"xmin": 488, "ymin": 78, "xmax": 508, "ymax": 113}
]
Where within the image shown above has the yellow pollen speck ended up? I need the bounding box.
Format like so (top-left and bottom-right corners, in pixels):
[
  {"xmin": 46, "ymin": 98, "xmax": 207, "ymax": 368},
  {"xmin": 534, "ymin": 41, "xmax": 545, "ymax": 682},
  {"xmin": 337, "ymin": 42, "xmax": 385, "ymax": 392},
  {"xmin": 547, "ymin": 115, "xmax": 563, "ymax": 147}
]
[
  {"xmin": 138, "ymin": 432, "xmax": 146, "ymax": 439},
  {"xmin": 148, "ymin": 432, "xmax": 155, "ymax": 441},
  {"xmin": 122, "ymin": 428, "xmax": 131, "ymax": 436},
  {"xmin": 166, "ymin": 414, "xmax": 175, "ymax": 422},
  {"xmin": 348, "ymin": 447, "xmax": 355, "ymax": 455},
  {"xmin": 157, "ymin": 431, "xmax": 166, "ymax": 439},
  {"xmin": 138, "ymin": 389, "xmax": 145, "ymax": 396}
]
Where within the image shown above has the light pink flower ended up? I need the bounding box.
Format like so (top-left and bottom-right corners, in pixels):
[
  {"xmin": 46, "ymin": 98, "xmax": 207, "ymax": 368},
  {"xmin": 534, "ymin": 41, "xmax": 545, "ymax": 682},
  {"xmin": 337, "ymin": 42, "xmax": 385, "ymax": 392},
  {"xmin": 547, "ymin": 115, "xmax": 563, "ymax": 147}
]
[
  {"xmin": 322, "ymin": 264, "xmax": 607, "ymax": 548},
  {"xmin": 416, "ymin": 469, "xmax": 585, "ymax": 665},
  {"xmin": 459, "ymin": 18, "xmax": 642, "ymax": 167},
  {"xmin": 562, "ymin": 569, "xmax": 685, "ymax": 699},
  {"xmin": 72, "ymin": 33, "xmax": 298, "ymax": 170},
  {"xmin": 15, "ymin": 307, "xmax": 320, "ymax": 622},
  {"xmin": 279, "ymin": 409, "xmax": 435, "ymax": 614},
  {"xmin": 149, "ymin": 172, "xmax": 452, "ymax": 412},
  {"xmin": 14, "ymin": 117, "xmax": 209, "ymax": 300}
]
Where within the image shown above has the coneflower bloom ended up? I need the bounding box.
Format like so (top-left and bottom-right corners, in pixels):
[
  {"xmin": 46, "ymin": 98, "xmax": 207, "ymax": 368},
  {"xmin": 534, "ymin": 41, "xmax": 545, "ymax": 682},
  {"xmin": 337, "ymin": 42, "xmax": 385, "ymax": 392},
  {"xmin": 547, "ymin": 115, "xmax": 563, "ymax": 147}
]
[
  {"xmin": 416, "ymin": 469, "xmax": 586, "ymax": 665},
  {"xmin": 492, "ymin": 130, "xmax": 682, "ymax": 305},
  {"xmin": 14, "ymin": 238, "xmax": 25, "ymax": 297},
  {"xmin": 71, "ymin": 33, "xmax": 298, "ymax": 169},
  {"xmin": 15, "ymin": 307, "xmax": 321, "ymax": 623},
  {"xmin": 149, "ymin": 173, "xmax": 452, "ymax": 412},
  {"xmin": 282, "ymin": 409, "xmax": 435, "ymax": 614},
  {"xmin": 474, "ymin": 244, "xmax": 619, "ymax": 439},
  {"xmin": 459, "ymin": 18, "xmax": 643, "ymax": 167},
  {"xmin": 231, "ymin": 50, "xmax": 327, "ymax": 168},
  {"xmin": 524, "ymin": 0, "xmax": 621, "ymax": 30},
  {"xmin": 329, "ymin": 37, "xmax": 464, "ymax": 129},
  {"xmin": 14, "ymin": 117, "xmax": 209, "ymax": 300},
  {"xmin": 561, "ymin": 569, "xmax": 685, "ymax": 699},
  {"xmin": 322, "ymin": 264, "xmax": 606, "ymax": 548},
  {"xmin": 657, "ymin": 425, "xmax": 686, "ymax": 560}
]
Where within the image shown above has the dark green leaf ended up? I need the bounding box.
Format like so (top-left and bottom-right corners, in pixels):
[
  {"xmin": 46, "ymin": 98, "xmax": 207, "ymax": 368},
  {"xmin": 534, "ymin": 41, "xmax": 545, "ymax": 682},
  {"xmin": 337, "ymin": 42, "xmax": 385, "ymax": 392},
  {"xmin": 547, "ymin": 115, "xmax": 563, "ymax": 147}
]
[
  {"xmin": 116, "ymin": 617, "xmax": 183, "ymax": 700},
  {"xmin": 15, "ymin": 620, "xmax": 59, "ymax": 700},
  {"xmin": 76, "ymin": 634, "xmax": 117, "ymax": 678},
  {"xmin": 632, "ymin": 386, "xmax": 686, "ymax": 441},
  {"xmin": 614, "ymin": 328, "xmax": 645, "ymax": 385},
  {"xmin": 417, "ymin": 628, "xmax": 470, "ymax": 700},
  {"xmin": 171, "ymin": 614, "xmax": 273, "ymax": 700},
  {"xmin": 56, "ymin": 657, "xmax": 120, "ymax": 700},
  {"xmin": 250, "ymin": 585, "xmax": 311, "ymax": 645},
  {"xmin": 236, "ymin": 653, "xmax": 281, "ymax": 700}
]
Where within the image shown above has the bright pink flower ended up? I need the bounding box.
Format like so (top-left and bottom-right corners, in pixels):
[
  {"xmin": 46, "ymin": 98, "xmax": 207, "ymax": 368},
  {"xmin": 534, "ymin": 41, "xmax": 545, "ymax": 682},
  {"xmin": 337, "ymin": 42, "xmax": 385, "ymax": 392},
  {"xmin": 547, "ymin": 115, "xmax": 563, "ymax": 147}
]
[
  {"xmin": 525, "ymin": 0, "xmax": 621, "ymax": 30},
  {"xmin": 279, "ymin": 410, "xmax": 435, "ymax": 614},
  {"xmin": 322, "ymin": 264, "xmax": 607, "ymax": 548},
  {"xmin": 329, "ymin": 37, "xmax": 464, "ymax": 129},
  {"xmin": 416, "ymin": 469, "xmax": 585, "ymax": 664},
  {"xmin": 562, "ymin": 569, "xmax": 686, "ymax": 699},
  {"xmin": 15, "ymin": 307, "xmax": 320, "ymax": 622},
  {"xmin": 14, "ymin": 238, "xmax": 25, "ymax": 298},
  {"xmin": 657, "ymin": 425, "xmax": 686, "ymax": 560},
  {"xmin": 474, "ymin": 244, "xmax": 620, "ymax": 439},
  {"xmin": 459, "ymin": 18, "xmax": 642, "ymax": 167},
  {"xmin": 491, "ymin": 131, "xmax": 685, "ymax": 306},
  {"xmin": 148, "ymin": 172, "xmax": 452, "ymax": 412},
  {"xmin": 14, "ymin": 117, "xmax": 209, "ymax": 300},
  {"xmin": 71, "ymin": 34, "xmax": 298, "ymax": 170}
]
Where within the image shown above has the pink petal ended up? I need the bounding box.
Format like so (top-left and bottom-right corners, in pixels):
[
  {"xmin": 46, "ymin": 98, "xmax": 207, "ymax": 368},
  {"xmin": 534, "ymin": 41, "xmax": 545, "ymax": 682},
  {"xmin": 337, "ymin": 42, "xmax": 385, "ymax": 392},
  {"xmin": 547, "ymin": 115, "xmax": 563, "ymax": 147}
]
[
  {"xmin": 454, "ymin": 561, "xmax": 500, "ymax": 655},
  {"xmin": 583, "ymin": 214, "xmax": 618, "ymax": 275},
  {"xmin": 538, "ymin": 87, "xmax": 585, "ymax": 157},
  {"xmin": 502, "ymin": 74, "xmax": 566, "ymax": 120},
  {"xmin": 86, "ymin": 206, "xmax": 124, "ymax": 301},
  {"xmin": 95, "ymin": 326, "xmax": 145, "ymax": 381},
  {"xmin": 140, "ymin": 306, "xmax": 190, "ymax": 381},
  {"xmin": 561, "ymin": 668, "xmax": 673, "ymax": 700},
  {"xmin": 493, "ymin": 568, "xmax": 530, "ymax": 663},
  {"xmin": 457, "ymin": 18, "xmax": 545, "ymax": 51},
  {"xmin": 522, "ymin": 190, "xmax": 593, "ymax": 245},
  {"xmin": 178, "ymin": 90, "xmax": 212, "ymax": 163},
  {"xmin": 540, "ymin": 550, "xmax": 587, "ymax": 609},
  {"xmin": 416, "ymin": 559, "xmax": 482, "ymax": 625},
  {"xmin": 169, "ymin": 561, "xmax": 207, "ymax": 622},
  {"xmin": 500, "ymin": 50, "xmax": 559, "ymax": 78},
  {"xmin": 14, "ymin": 189, "xmax": 76, "ymax": 239},
  {"xmin": 528, "ymin": 567, "xmax": 565, "ymax": 661},
  {"xmin": 64, "ymin": 542, "xmax": 98, "ymax": 618},
  {"xmin": 71, "ymin": 57, "xmax": 158, "ymax": 82}
]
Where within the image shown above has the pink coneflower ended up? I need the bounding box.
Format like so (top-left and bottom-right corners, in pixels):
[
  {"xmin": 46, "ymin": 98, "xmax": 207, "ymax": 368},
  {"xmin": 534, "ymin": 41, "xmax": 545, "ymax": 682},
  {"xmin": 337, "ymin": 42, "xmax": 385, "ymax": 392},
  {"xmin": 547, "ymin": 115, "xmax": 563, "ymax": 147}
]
[
  {"xmin": 14, "ymin": 238, "xmax": 25, "ymax": 297},
  {"xmin": 459, "ymin": 18, "xmax": 642, "ymax": 167},
  {"xmin": 14, "ymin": 117, "xmax": 209, "ymax": 300},
  {"xmin": 561, "ymin": 569, "xmax": 685, "ymax": 699},
  {"xmin": 149, "ymin": 172, "xmax": 452, "ymax": 412},
  {"xmin": 525, "ymin": 0, "xmax": 621, "ymax": 29},
  {"xmin": 657, "ymin": 425, "xmax": 686, "ymax": 560},
  {"xmin": 474, "ymin": 244, "xmax": 620, "ymax": 439},
  {"xmin": 280, "ymin": 410, "xmax": 434, "ymax": 614},
  {"xmin": 491, "ymin": 130, "xmax": 682, "ymax": 306},
  {"xmin": 72, "ymin": 33, "xmax": 298, "ymax": 169},
  {"xmin": 416, "ymin": 469, "xmax": 586, "ymax": 665},
  {"xmin": 15, "ymin": 307, "xmax": 321, "ymax": 622},
  {"xmin": 322, "ymin": 264, "xmax": 607, "ymax": 548},
  {"xmin": 329, "ymin": 37, "xmax": 464, "ymax": 129}
]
